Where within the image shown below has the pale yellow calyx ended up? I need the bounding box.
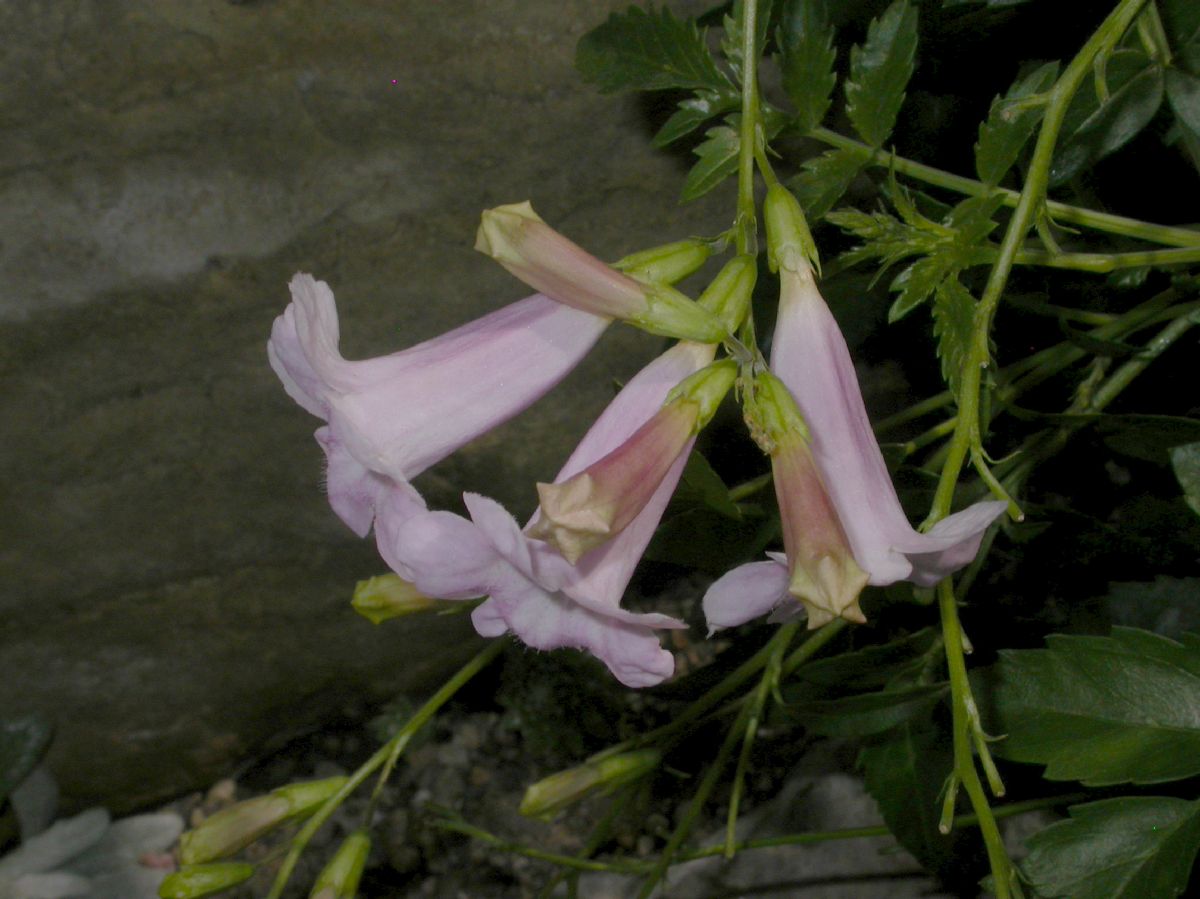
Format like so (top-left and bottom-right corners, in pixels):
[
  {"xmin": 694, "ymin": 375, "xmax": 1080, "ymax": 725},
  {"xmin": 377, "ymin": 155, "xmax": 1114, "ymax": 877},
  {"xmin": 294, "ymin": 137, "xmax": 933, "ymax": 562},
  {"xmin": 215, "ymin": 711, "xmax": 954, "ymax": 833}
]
[
  {"xmin": 529, "ymin": 474, "xmax": 614, "ymax": 563},
  {"xmin": 787, "ymin": 553, "xmax": 869, "ymax": 628},
  {"xmin": 473, "ymin": 201, "xmax": 545, "ymax": 262}
]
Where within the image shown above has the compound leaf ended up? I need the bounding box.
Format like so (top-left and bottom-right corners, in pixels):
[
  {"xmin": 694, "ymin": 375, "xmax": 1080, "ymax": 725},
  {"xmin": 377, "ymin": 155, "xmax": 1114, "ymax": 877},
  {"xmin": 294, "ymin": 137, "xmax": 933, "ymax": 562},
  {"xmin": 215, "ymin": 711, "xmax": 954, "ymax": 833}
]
[
  {"xmin": 844, "ymin": 0, "xmax": 919, "ymax": 147},
  {"xmin": 1022, "ymin": 797, "xmax": 1200, "ymax": 899},
  {"xmin": 778, "ymin": 0, "xmax": 838, "ymax": 133},
  {"xmin": 975, "ymin": 61, "xmax": 1060, "ymax": 186},
  {"xmin": 985, "ymin": 627, "xmax": 1200, "ymax": 785},
  {"xmin": 576, "ymin": 6, "xmax": 733, "ymax": 94}
]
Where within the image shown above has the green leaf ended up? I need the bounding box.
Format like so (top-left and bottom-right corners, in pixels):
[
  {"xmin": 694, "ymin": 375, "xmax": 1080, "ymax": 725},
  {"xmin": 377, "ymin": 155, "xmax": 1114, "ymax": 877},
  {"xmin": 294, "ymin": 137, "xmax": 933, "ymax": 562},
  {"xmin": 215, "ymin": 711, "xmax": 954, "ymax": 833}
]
[
  {"xmin": 1161, "ymin": 0, "xmax": 1200, "ymax": 74},
  {"xmin": 931, "ymin": 277, "xmax": 977, "ymax": 393},
  {"xmin": 778, "ymin": 0, "xmax": 837, "ymax": 133},
  {"xmin": 0, "ymin": 715, "xmax": 53, "ymax": 805},
  {"xmin": 723, "ymin": 0, "xmax": 775, "ymax": 87},
  {"xmin": 646, "ymin": 507, "xmax": 778, "ymax": 575},
  {"xmin": 888, "ymin": 255, "xmax": 952, "ymax": 322},
  {"xmin": 844, "ymin": 0, "xmax": 920, "ymax": 147},
  {"xmin": 674, "ymin": 448, "xmax": 742, "ymax": 520},
  {"xmin": 1100, "ymin": 414, "xmax": 1200, "ymax": 464},
  {"xmin": 1051, "ymin": 50, "xmax": 1165, "ymax": 186},
  {"xmin": 1022, "ymin": 797, "xmax": 1200, "ymax": 899},
  {"xmin": 975, "ymin": 61, "xmax": 1060, "ymax": 186},
  {"xmin": 786, "ymin": 684, "xmax": 949, "ymax": 737},
  {"xmin": 576, "ymin": 6, "xmax": 733, "ymax": 95},
  {"xmin": 653, "ymin": 90, "xmax": 739, "ymax": 147},
  {"xmin": 789, "ymin": 149, "xmax": 865, "ymax": 222},
  {"xmin": 1171, "ymin": 441, "xmax": 1200, "ymax": 517},
  {"xmin": 798, "ymin": 627, "xmax": 940, "ymax": 692},
  {"xmin": 1166, "ymin": 67, "xmax": 1200, "ymax": 137},
  {"xmin": 681, "ymin": 125, "xmax": 741, "ymax": 201},
  {"xmin": 985, "ymin": 627, "xmax": 1200, "ymax": 785},
  {"xmin": 1005, "ymin": 410, "xmax": 1200, "ymax": 464},
  {"xmin": 861, "ymin": 721, "xmax": 983, "ymax": 886}
]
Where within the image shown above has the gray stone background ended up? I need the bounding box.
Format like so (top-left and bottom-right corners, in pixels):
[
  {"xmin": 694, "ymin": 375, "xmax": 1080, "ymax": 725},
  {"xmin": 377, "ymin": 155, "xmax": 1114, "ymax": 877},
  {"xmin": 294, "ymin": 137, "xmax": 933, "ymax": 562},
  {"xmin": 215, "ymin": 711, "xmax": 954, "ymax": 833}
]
[{"xmin": 0, "ymin": 0, "xmax": 727, "ymax": 812}]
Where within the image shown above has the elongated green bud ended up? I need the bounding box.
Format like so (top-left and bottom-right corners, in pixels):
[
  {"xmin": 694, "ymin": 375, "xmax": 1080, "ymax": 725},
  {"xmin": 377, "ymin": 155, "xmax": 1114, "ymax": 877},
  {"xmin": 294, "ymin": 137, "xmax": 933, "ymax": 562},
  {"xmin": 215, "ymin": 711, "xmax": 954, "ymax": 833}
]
[
  {"xmin": 179, "ymin": 776, "xmax": 347, "ymax": 864},
  {"xmin": 613, "ymin": 239, "xmax": 712, "ymax": 285},
  {"xmin": 665, "ymin": 359, "xmax": 738, "ymax": 428},
  {"xmin": 697, "ymin": 254, "xmax": 756, "ymax": 334},
  {"xmin": 520, "ymin": 749, "xmax": 661, "ymax": 821},
  {"xmin": 158, "ymin": 863, "xmax": 255, "ymax": 898},
  {"xmin": 352, "ymin": 574, "xmax": 441, "ymax": 624},
  {"xmin": 310, "ymin": 830, "xmax": 371, "ymax": 899},
  {"xmin": 764, "ymin": 183, "xmax": 819, "ymax": 276}
]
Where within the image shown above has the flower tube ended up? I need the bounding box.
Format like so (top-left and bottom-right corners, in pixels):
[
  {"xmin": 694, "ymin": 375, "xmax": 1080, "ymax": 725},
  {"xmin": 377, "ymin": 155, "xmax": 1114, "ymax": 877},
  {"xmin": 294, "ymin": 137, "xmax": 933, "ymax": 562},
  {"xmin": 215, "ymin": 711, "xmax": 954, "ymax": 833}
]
[
  {"xmin": 268, "ymin": 273, "xmax": 609, "ymax": 536},
  {"xmin": 704, "ymin": 186, "xmax": 1006, "ymax": 631},
  {"xmin": 386, "ymin": 341, "xmax": 718, "ymax": 687},
  {"xmin": 476, "ymin": 202, "xmax": 727, "ymax": 342}
]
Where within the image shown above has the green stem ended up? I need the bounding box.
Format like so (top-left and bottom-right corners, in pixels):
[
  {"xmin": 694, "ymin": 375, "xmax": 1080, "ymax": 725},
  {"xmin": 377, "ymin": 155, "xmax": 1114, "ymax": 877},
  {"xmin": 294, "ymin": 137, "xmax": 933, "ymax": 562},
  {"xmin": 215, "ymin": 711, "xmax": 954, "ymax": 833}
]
[
  {"xmin": 637, "ymin": 624, "xmax": 798, "ymax": 898},
  {"xmin": 932, "ymin": 0, "xmax": 1150, "ymax": 521},
  {"xmin": 919, "ymin": 9, "xmax": 1151, "ymax": 898},
  {"xmin": 264, "ymin": 639, "xmax": 504, "ymax": 899},
  {"xmin": 938, "ymin": 581, "xmax": 1013, "ymax": 897},
  {"xmin": 809, "ymin": 125, "xmax": 1199, "ymax": 248},
  {"xmin": 735, "ymin": 0, "xmax": 760, "ymax": 257},
  {"xmin": 437, "ymin": 791, "xmax": 1090, "ymax": 877},
  {"xmin": 725, "ymin": 621, "xmax": 795, "ymax": 856},
  {"xmin": 1012, "ymin": 245, "xmax": 1200, "ymax": 272}
]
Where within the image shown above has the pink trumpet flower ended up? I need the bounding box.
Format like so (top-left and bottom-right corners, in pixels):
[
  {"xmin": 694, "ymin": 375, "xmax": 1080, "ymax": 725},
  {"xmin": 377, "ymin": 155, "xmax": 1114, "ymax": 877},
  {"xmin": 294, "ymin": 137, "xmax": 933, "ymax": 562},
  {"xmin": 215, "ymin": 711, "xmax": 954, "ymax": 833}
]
[
  {"xmin": 268, "ymin": 273, "xmax": 609, "ymax": 538},
  {"xmin": 387, "ymin": 341, "xmax": 719, "ymax": 687},
  {"xmin": 704, "ymin": 186, "xmax": 1006, "ymax": 631}
]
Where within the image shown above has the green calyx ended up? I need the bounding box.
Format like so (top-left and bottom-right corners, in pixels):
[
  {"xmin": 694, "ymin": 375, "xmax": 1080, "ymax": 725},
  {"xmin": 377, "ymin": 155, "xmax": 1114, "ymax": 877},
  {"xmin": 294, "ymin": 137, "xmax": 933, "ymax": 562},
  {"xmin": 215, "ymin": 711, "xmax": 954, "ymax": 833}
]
[{"xmin": 665, "ymin": 359, "xmax": 738, "ymax": 429}]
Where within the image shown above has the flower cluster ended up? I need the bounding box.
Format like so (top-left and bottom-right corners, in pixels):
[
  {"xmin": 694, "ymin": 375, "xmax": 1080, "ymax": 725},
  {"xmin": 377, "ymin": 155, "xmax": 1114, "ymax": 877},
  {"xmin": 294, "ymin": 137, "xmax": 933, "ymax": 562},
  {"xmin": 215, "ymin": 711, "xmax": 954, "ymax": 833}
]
[{"xmin": 268, "ymin": 193, "xmax": 1004, "ymax": 687}]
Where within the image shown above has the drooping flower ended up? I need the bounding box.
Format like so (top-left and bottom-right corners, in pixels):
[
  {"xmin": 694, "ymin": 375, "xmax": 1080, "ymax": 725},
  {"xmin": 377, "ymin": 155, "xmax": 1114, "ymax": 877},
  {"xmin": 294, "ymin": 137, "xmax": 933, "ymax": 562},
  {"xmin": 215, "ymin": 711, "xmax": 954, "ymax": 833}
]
[
  {"xmin": 385, "ymin": 341, "xmax": 720, "ymax": 687},
  {"xmin": 704, "ymin": 185, "xmax": 1006, "ymax": 631},
  {"xmin": 268, "ymin": 273, "xmax": 610, "ymax": 537},
  {"xmin": 476, "ymin": 202, "xmax": 728, "ymax": 343},
  {"xmin": 528, "ymin": 359, "xmax": 736, "ymax": 563}
]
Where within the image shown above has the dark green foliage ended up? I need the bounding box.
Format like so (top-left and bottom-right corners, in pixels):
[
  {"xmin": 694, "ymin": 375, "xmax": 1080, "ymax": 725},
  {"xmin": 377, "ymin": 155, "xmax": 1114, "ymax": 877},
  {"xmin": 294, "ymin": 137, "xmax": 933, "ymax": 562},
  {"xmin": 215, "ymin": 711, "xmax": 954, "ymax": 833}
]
[
  {"xmin": 932, "ymin": 277, "xmax": 977, "ymax": 395},
  {"xmin": 777, "ymin": 0, "xmax": 837, "ymax": 134},
  {"xmin": 843, "ymin": 0, "xmax": 919, "ymax": 148},
  {"xmin": 682, "ymin": 125, "xmax": 741, "ymax": 201},
  {"xmin": 1051, "ymin": 50, "xmax": 1165, "ymax": 186},
  {"xmin": 1171, "ymin": 442, "xmax": 1200, "ymax": 517},
  {"xmin": 975, "ymin": 61, "xmax": 1059, "ymax": 186},
  {"xmin": 861, "ymin": 721, "xmax": 983, "ymax": 887},
  {"xmin": 1022, "ymin": 797, "xmax": 1200, "ymax": 899},
  {"xmin": 983, "ymin": 628, "xmax": 1200, "ymax": 785},
  {"xmin": 576, "ymin": 6, "xmax": 733, "ymax": 94},
  {"xmin": 788, "ymin": 149, "xmax": 864, "ymax": 222}
]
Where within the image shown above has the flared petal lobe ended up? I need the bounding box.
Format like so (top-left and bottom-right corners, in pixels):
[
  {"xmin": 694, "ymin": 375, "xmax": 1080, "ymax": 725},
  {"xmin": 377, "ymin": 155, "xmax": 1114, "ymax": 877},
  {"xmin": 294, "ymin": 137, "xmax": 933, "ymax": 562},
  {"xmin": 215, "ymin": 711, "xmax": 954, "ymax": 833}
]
[
  {"xmin": 268, "ymin": 273, "xmax": 609, "ymax": 533},
  {"xmin": 770, "ymin": 263, "xmax": 1005, "ymax": 586},
  {"xmin": 385, "ymin": 342, "xmax": 718, "ymax": 687}
]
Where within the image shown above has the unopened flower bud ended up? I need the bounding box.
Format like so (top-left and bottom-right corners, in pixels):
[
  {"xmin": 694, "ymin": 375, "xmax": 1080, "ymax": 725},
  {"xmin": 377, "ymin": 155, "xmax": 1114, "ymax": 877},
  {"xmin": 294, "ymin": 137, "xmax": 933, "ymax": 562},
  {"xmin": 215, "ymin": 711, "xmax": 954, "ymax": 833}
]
[
  {"xmin": 520, "ymin": 749, "xmax": 661, "ymax": 821},
  {"xmin": 158, "ymin": 862, "xmax": 255, "ymax": 898},
  {"xmin": 764, "ymin": 183, "xmax": 819, "ymax": 276},
  {"xmin": 309, "ymin": 830, "xmax": 371, "ymax": 899},
  {"xmin": 531, "ymin": 359, "xmax": 735, "ymax": 563},
  {"xmin": 697, "ymin": 254, "xmax": 756, "ymax": 333},
  {"xmin": 352, "ymin": 574, "xmax": 441, "ymax": 624},
  {"xmin": 476, "ymin": 202, "xmax": 727, "ymax": 343},
  {"xmin": 613, "ymin": 238, "xmax": 712, "ymax": 285},
  {"xmin": 179, "ymin": 776, "xmax": 347, "ymax": 864}
]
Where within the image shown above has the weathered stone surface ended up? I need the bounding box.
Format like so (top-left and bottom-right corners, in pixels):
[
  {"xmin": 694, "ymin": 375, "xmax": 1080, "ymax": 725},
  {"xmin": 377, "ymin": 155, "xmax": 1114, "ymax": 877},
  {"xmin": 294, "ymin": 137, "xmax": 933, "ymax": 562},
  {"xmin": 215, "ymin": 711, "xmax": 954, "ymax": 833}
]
[{"xmin": 0, "ymin": 0, "xmax": 725, "ymax": 811}]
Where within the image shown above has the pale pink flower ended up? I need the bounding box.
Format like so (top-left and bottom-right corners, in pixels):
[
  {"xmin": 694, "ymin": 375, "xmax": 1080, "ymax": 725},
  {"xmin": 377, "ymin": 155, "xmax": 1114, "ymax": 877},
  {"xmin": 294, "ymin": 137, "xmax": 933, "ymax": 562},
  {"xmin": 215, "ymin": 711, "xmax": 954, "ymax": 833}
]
[
  {"xmin": 387, "ymin": 342, "xmax": 718, "ymax": 687},
  {"xmin": 704, "ymin": 186, "xmax": 1005, "ymax": 631},
  {"xmin": 268, "ymin": 273, "xmax": 609, "ymax": 538}
]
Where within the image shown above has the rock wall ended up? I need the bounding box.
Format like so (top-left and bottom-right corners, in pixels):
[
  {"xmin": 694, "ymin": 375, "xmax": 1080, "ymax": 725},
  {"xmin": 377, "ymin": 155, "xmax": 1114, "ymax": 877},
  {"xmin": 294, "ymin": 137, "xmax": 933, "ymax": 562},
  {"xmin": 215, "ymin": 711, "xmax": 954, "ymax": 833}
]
[{"xmin": 0, "ymin": 0, "xmax": 723, "ymax": 811}]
